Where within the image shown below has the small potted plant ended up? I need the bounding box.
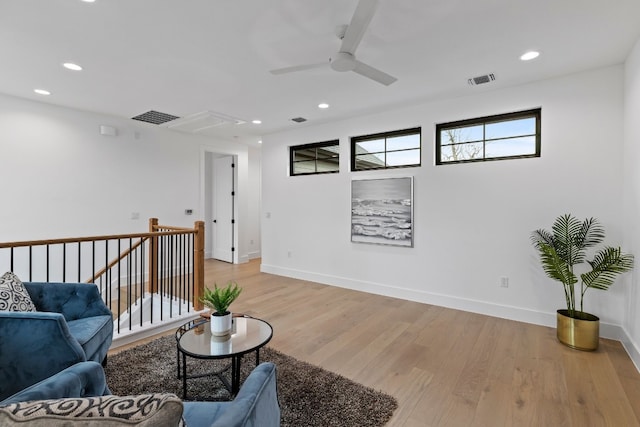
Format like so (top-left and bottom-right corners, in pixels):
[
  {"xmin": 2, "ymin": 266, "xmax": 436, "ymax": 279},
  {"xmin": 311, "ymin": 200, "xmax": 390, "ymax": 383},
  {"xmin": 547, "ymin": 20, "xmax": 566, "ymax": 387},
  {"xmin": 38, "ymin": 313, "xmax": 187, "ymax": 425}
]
[
  {"xmin": 531, "ymin": 214, "xmax": 634, "ymax": 350},
  {"xmin": 200, "ymin": 281, "xmax": 242, "ymax": 336}
]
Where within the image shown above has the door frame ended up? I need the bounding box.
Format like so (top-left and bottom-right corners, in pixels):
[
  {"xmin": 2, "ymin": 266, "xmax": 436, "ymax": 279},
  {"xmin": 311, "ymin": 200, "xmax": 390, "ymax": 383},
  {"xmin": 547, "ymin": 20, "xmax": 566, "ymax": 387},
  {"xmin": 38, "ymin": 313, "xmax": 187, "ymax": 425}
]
[{"xmin": 200, "ymin": 147, "xmax": 248, "ymax": 265}]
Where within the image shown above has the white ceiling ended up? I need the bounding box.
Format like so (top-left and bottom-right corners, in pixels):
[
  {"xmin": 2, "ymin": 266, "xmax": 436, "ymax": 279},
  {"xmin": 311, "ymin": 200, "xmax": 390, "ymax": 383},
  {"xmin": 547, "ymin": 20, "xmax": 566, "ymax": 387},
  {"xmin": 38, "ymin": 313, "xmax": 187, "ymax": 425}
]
[{"xmin": 2, "ymin": 0, "xmax": 639, "ymax": 146}]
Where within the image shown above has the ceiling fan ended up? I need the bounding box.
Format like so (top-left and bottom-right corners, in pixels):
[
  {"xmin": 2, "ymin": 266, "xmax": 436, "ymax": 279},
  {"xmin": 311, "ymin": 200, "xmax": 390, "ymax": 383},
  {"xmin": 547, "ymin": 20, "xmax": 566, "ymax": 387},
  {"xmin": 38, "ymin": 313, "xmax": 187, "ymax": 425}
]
[{"xmin": 269, "ymin": 0, "xmax": 397, "ymax": 86}]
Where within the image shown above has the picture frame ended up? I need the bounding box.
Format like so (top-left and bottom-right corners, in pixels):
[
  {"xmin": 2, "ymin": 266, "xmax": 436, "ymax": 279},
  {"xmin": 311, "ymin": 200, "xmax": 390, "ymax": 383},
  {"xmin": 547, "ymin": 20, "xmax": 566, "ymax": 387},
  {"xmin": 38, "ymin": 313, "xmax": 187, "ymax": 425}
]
[{"xmin": 351, "ymin": 177, "xmax": 414, "ymax": 247}]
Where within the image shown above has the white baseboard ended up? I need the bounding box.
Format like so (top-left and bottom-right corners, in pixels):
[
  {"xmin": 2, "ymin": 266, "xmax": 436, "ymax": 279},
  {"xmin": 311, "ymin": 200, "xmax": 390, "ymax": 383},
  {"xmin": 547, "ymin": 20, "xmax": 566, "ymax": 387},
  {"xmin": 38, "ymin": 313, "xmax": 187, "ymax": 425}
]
[
  {"xmin": 260, "ymin": 263, "xmax": 633, "ymax": 366},
  {"xmin": 620, "ymin": 327, "xmax": 640, "ymax": 373},
  {"xmin": 247, "ymin": 250, "xmax": 261, "ymax": 260},
  {"xmin": 111, "ymin": 311, "xmax": 202, "ymax": 350}
]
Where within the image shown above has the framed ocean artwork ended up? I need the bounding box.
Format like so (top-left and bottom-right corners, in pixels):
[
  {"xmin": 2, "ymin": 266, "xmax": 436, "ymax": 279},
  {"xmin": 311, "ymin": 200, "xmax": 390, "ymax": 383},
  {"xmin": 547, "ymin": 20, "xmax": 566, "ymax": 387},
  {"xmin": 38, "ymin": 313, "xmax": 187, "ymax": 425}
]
[{"xmin": 351, "ymin": 177, "xmax": 413, "ymax": 247}]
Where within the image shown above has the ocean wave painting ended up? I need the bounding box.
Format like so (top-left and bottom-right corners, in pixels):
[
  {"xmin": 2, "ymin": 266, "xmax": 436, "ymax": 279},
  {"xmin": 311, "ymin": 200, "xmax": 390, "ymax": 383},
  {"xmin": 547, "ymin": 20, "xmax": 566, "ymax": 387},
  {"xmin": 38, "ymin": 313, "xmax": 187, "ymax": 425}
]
[{"xmin": 351, "ymin": 177, "xmax": 413, "ymax": 247}]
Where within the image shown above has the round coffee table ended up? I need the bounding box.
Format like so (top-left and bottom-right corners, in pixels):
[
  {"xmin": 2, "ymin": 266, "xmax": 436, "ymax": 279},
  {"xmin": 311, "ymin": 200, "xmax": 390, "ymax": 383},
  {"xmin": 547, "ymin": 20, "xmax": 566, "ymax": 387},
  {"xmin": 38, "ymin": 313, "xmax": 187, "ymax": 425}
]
[{"xmin": 176, "ymin": 315, "xmax": 273, "ymax": 399}]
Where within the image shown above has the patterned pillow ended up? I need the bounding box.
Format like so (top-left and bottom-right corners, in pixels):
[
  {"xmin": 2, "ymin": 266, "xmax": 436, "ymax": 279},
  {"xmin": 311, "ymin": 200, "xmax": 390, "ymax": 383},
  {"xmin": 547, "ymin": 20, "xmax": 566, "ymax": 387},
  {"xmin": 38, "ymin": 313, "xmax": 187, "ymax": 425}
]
[
  {"xmin": 0, "ymin": 271, "xmax": 36, "ymax": 312},
  {"xmin": 0, "ymin": 393, "xmax": 185, "ymax": 426}
]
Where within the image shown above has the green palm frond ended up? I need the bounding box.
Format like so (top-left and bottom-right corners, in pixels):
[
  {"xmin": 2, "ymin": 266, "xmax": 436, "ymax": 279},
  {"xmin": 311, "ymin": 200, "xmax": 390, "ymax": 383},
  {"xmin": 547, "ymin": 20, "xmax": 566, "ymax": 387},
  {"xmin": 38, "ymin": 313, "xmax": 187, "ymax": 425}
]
[
  {"xmin": 531, "ymin": 214, "xmax": 634, "ymax": 317},
  {"xmin": 530, "ymin": 229, "xmax": 555, "ymax": 248},
  {"xmin": 200, "ymin": 281, "xmax": 242, "ymax": 314},
  {"xmin": 537, "ymin": 243, "xmax": 577, "ymax": 286},
  {"xmin": 581, "ymin": 247, "xmax": 634, "ymax": 291},
  {"xmin": 576, "ymin": 217, "xmax": 604, "ymax": 249}
]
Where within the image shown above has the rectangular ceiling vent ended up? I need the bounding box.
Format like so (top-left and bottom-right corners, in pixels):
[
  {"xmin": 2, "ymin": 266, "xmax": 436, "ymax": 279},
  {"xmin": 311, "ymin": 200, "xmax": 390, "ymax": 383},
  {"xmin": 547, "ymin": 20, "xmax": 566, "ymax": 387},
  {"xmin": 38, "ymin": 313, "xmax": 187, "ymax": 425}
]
[
  {"xmin": 468, "ymin": 73, "xmax": 496, "ymax": 86},
  {"xmin": 291, "ymin": 117, "xmax": 307, "ymax": 123},
  {"xmin": 131, "ymin": 110, "xmax": 180, "ymax": 125},
  {"xmin": 164, "ymin": 111, "xmax": 246, "ymax": 133}
]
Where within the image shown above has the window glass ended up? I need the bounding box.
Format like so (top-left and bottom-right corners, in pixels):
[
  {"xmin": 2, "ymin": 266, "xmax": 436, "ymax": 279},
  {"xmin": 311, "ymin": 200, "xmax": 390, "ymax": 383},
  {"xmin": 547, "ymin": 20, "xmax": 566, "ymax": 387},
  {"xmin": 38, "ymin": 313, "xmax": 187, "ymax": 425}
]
[
  {"xmin": 485, "ymin": 117, "xmax": 536, "ymax": 140},
  {"xmin": 290, "ymin": 140, "xmax": 340, "ymax": 176},
  {"xmin": 440, "ymin": 125, "xmax": 484, "ymax": 145},
  {"xmin": 387, "ymin": 149, "xmax": 421, "ymax": 166},
  {"xmin": 355, "ymin": 139, "xmax": 385, "ymax": 155},
  {"xmin": 436, "ymin": 109, "xmax": 540, "ymax": 165},
  {"xmin": 351, "ymin": 128, "xmax": 421, "ymax": 171},
  {"xmin": 292, "ymin": 161, "xmax": 318, "ymax": 175},
  {"xmin": 387, "ymin": 134, "xmax": 420, "ymax": 151},
  {"xmin": 316, "ymin": 157, "xmax": 340, "ymax": 172},
  {"xmin": 440, "ymin": 142, "xmax": 484, "ymax": 162},
  {"xmin": 485, "ymin": 136, "xmax": 536, "ymax": 158}
]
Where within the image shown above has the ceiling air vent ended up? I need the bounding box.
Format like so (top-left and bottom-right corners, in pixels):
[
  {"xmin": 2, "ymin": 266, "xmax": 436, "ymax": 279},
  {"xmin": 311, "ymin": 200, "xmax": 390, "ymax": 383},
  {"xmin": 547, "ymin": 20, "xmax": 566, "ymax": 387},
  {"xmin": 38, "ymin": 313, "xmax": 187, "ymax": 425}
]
[
  {"xmin": 291, "ymin": 117, "xmax": 307, "ymax": 123},
  {"xmin": 468, "ymin": 73, "xmax": 496, "ymax": 86},
  {"xmin": 131, "ymin": 110, "xmax": 180, "ymax": 125}
]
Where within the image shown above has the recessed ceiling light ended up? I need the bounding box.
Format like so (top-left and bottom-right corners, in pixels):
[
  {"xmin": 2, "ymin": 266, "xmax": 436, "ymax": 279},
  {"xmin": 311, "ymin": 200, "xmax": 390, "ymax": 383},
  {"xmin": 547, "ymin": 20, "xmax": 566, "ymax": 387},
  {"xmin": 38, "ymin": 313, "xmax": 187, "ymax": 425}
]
[
  {"xmin": 81, "ymin": 0, "xmax": 96, "ymax": 3},
  {"xmin": 34, "ymin": 89, "xmax": 51, "ymax": 95},
  {"xmin": 252, "ymin": 120, "xmax": 262, "ymax": 125},
  {"xmin": 520, "ymin": 51, "xmax": 540, "ymax": 61},
  {"xmin": 318, "ymin": 103, "xmax": 330, "ymax": 109},
  {"xmin": 258, "ymin": 140, "xmax": 263, "ymax": 144},
  {"xmin": 63, "ymin": 62, "xmax": 83, "ymax": 71}
]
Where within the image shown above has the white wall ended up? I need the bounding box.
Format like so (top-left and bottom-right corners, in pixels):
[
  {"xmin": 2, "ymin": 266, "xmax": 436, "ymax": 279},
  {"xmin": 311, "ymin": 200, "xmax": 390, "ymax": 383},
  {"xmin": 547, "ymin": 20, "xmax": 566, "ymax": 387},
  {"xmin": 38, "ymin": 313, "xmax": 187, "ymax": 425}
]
[
  {"xmin": 262, "ymin": 65, "xmax": 630, "ymax": 335},
  {"xmin": 247, "ymin": 146, "xmax": 262, "ymax": 259},
  {"xmin": 0, "ymin": 93, "xmax": 255, "ymax": 263},
  {"xmin": 623, "ymin": 38, "xmax": 640, "ymax": 369}
]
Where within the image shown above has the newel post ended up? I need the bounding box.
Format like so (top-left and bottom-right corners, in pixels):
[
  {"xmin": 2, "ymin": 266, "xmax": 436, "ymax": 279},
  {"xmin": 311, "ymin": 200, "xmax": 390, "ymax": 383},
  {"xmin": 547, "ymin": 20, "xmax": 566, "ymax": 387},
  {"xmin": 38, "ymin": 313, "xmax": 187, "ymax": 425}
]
[
  {"xmin": 193, "ymin": 220, "xmax": 205, "ymax": 311},
  {"xmin": 149, "ymin": 218, "xmax": 159, "ymax": 294}
]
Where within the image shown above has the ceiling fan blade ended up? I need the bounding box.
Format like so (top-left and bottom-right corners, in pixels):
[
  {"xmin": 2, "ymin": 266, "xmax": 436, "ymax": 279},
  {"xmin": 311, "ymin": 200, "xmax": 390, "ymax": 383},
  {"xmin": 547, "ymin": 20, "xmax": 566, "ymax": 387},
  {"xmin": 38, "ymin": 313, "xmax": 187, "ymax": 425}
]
[
  {"xmin": 270, "ymin": 62, "xmax": 328, "ymax": 75},
  {"xmin": 340, "ymin": 0, "xmax": 380, "ymax": 55},
  {"xmin": 352, "ymin": 60, "xmax": 397, "ymax": 86}
]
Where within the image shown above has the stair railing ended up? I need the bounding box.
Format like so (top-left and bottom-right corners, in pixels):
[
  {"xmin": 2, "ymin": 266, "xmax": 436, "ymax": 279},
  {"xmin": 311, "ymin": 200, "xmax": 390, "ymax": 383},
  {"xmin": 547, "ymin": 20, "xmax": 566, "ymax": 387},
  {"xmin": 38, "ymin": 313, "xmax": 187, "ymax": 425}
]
[{"xmin": 0, "ymin": 218, "xmax": 205, "ymax": 334}]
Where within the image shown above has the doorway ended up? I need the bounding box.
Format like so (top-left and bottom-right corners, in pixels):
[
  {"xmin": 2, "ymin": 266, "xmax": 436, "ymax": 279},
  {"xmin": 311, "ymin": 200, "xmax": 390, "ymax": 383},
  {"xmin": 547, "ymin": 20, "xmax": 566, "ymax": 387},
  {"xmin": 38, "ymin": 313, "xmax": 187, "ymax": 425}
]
[{"xmin": 204, "ymin": 152, "xmax": 237, "ymax": 263}]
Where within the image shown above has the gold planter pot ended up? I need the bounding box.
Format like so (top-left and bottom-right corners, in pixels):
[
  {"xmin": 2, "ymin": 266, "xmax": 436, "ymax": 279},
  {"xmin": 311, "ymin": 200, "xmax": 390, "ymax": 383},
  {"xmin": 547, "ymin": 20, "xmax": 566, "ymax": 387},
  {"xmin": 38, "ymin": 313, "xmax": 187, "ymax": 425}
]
[{"xmin": 556, "ymin": 309, "xmax": 600, "ymax": 351}]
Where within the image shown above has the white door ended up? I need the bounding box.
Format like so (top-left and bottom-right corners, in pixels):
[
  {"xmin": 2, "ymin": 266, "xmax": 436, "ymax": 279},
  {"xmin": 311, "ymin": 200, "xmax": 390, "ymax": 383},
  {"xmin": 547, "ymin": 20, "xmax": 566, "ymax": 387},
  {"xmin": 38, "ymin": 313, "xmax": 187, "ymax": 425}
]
[{"xmin": 212, "ymin": 155, "xmax": 235, "ymax": 263}]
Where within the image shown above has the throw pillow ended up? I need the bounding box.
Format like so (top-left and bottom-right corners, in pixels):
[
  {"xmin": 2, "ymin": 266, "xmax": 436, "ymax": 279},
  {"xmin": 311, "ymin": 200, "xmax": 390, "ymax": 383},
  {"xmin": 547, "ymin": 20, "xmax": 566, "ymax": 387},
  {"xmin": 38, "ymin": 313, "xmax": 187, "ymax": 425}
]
[
  {"xmin": 0, "ymin": 271, "xmax": 36, "ymax": 312},
  {"xmin": 0, "ymin": 393, "xmax": 185, "ymax": 426}
]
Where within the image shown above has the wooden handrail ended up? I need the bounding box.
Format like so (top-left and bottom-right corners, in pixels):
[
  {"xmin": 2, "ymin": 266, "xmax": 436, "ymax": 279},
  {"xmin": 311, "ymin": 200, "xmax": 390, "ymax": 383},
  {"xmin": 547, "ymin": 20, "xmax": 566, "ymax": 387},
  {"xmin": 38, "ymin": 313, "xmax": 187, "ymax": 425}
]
[
  {"xmin": 153, "ymin": 224, "xmax": 193, "ymax": 232},
  {"xmin": 87, "ymin": 237, "xmax": 147, "ymax": 284},
  {"xmin": 0, "ymin": 230, "xmax": 195, "ymax": 249}
]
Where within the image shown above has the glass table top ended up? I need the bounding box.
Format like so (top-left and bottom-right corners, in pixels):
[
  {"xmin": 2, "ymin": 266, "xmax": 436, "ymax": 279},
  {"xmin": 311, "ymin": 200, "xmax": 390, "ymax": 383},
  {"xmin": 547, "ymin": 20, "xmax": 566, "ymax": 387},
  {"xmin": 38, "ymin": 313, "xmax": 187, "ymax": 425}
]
[{"xmin": 178, "ymin": 317, "xmax": 273, "ymax": 358}]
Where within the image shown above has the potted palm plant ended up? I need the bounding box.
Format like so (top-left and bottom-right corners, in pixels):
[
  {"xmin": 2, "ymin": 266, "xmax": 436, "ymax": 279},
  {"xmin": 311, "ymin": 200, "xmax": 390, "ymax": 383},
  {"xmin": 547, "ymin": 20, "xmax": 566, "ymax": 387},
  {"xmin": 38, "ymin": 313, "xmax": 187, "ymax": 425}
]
[
  {"xmin": 531, "ymin": 214, "xmax": 634, "ymax": 351},
  {"xmin": 200, "ymin": 281, "xmax": 242, "ymax": 336}
]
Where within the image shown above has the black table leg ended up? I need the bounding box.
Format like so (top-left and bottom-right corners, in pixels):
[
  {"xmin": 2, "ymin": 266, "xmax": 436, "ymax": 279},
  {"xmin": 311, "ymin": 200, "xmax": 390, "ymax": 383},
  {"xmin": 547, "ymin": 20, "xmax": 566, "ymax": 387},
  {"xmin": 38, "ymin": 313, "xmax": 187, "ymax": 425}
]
[
  {"xmin": 231, "ymin": 355, "xmax": 243, "ymax": 395},
  {"xmin": 182, "ymin": 353, "xmax": 188, "ymax": 399},
  {"xmin": 255, "ymin": 349, "xmax": 260, "ymax": 366},
  {"xmin": 177, "ymin": 348, "xmax": 181, "ymax": 379}
]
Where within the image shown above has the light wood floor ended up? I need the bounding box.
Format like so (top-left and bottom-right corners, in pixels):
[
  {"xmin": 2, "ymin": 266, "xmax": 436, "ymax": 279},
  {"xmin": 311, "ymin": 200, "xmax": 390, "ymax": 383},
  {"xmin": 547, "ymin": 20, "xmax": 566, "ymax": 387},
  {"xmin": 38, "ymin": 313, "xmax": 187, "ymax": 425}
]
[{"xmin": 111, "ymin": 258, "xmax": 640, "ymax": 426}]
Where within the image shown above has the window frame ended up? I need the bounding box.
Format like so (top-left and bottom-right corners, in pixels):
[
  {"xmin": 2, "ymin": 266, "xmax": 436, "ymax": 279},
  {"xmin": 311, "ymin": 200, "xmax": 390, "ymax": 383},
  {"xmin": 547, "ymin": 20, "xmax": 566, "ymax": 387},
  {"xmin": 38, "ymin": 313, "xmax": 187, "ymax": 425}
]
[
  {"xmin": 351, "ymin": 127, "xmax": 422, "ymax": 172},
  {"xmin": 289, "ymin": 139, "xmax": 340, "ymax": 176},
  {"xmin": 435, "ymin": 108, "xmax": 541, "ymax": 165}
]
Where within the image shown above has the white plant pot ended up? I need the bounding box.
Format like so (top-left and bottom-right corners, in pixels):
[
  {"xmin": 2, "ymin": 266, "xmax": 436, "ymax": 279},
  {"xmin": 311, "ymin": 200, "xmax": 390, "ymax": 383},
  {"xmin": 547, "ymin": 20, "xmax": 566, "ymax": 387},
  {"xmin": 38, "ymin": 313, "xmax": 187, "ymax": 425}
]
[{"xmin": 210, "ymin": 312, "xmax": 232, "ymax": 337}]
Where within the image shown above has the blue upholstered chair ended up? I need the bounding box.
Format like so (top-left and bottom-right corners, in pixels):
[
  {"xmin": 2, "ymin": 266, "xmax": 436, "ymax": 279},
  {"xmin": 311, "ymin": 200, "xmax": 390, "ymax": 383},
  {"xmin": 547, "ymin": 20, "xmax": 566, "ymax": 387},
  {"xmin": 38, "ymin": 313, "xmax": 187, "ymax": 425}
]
[
  {"xmin": 0, "ymin": 361, "xmax": 281, "ymax": 427},
  {"xmin": 0, "ymin": 282, "xmax": 113, "ymax": 401}
]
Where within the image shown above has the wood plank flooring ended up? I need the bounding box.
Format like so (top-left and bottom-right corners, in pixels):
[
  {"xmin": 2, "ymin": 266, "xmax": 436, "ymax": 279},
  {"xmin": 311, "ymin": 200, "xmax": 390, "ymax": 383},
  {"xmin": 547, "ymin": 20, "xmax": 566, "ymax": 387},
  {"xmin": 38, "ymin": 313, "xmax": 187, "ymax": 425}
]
[{"xmin": 110, "ymin": 258, "xmax": 640, "ymax": 426}]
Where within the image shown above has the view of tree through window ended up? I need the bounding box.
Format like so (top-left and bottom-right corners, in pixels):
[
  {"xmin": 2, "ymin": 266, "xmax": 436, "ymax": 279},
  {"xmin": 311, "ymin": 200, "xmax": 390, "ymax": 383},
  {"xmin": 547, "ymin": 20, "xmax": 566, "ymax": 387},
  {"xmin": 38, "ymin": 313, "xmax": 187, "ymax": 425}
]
[
  {"xmin": 351, "ymin": 127, "xmax": 421, "ymax": 171},
  {"xmin": 290, "ymin": 140, "xmax": 340, "ymax": 176},
  {"xmin": 436, "ymin": 109, "xmax": 541, "ymax": 164}
]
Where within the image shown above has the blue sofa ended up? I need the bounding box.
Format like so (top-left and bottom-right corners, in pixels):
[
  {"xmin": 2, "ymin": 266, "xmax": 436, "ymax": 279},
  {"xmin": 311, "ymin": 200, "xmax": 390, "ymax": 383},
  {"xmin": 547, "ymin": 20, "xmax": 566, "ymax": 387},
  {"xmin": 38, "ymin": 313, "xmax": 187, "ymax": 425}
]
[
  {"xmin": 0, "ymin": 361, "xmax": 281, "ymax": 427},
  {"xmin": 0, "ymin": 282, "xmax": 113, "ymax": 400}
]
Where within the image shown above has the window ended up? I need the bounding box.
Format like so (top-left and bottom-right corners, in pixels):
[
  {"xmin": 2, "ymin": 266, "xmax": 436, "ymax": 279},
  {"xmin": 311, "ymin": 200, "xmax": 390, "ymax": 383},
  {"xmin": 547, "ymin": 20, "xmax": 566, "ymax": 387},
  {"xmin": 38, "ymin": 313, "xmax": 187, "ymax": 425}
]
[
  {"xmin": 290, "ymin": 140, "xmax": 340, "ymax": 176},
  {"xmin": 351, "ymin": 127, "xmax": 421, "ymax": 171},
  {"xmin": 436, "ymin": 108, "xmax": 541, "ymax": 165}
]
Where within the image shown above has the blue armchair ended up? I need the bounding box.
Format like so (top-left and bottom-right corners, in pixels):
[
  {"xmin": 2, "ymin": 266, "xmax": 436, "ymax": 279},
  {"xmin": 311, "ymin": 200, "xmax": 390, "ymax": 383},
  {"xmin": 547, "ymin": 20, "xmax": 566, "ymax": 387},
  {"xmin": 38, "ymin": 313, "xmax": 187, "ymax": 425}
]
[
  {"xmin": 0, "ymin": 361, "xmax": 281, "ymax": 427},
  {"xmin": 0, "ymin": 282, "xmax": 113, "ymax": 400}
]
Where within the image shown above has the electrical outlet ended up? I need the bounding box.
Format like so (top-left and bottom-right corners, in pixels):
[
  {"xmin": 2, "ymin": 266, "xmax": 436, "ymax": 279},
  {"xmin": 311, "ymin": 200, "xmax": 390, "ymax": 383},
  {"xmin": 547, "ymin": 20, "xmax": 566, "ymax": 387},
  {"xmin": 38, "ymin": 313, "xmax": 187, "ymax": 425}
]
[{"xmin": 500, "ymin": 277, "xmax": 509, "ymax": 288}]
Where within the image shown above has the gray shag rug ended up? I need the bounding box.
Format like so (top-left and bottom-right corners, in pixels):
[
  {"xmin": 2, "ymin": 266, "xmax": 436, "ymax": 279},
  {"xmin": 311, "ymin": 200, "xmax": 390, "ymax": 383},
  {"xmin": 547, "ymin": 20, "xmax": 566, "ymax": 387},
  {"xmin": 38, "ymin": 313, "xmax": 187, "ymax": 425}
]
[{"xmin": 105, "ymin": 335, "xmax": 397, "ymax": 427}]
